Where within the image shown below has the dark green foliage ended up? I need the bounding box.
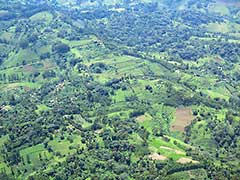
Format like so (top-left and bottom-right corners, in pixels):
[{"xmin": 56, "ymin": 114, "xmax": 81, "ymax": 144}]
[
  {"xmin": 40, "ymin": 52, "xmax": 51, "ymax": 60},
  {"xmin": 90, "ymin": 62, "xmax": 109, "ymax": 73},
  {"xmin": 19, "ymin": 39, "xmax": 29, "ymax": 49},
  {"xmin": 52, "ymin": 43, "xmax": 70, "ymax": 54},
  {"xmin": 42, "ymin": 70, "xmax": 56, "ymax": 79}
]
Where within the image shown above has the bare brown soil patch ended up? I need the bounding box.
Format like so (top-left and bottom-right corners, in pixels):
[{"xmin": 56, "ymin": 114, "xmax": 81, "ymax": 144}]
[
  {"xmin": 23, "ymin": 87, "xmax": 31, "ymax": 92},
  {"xmin": 215, "ymin": 57, "xmax": 223, "ymax": 63},
  {"xmin": 177, "ymin": 157, "xmax": 199, "ymax": 164},
  {"xmin": 135, "ymin": 115, "xmax": 146, "ymax": 122},
  {"xmin": 171, "ymin": 108, "xmax": 194, "ymax": 132},
  {"xmin": 55, "ymin": 82, "xmax": 65, "ymax": 93},
  {"xmin": 23, "ymin": 65, "xmax": 35, "ymax": 72},
  {"xmin": 149, "ymin": 153, "xmax": 167, "ymax": 161},
  {"xmin": 160, "ymin": 146, "xmax": 185, "ymax": 155},
  {"xmin": 43, "ymin": 60, "xmax": 55, "ymax": 70},
  {"xmin": 95, "ymin": 129, "xmax": 103, "ymax": 134}
]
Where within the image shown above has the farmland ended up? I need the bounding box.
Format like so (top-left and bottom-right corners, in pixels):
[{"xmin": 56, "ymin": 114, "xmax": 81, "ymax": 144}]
[
  {"xmin": 0, "ymin": 0, "xmax": 240, "ymax": 179},
  {"xmin": 171, "ymin": 108, "xmax": 194, "ymax": 132}
]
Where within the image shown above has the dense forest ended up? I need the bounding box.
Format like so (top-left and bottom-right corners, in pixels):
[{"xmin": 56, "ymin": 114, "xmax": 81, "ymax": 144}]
[{"xmin": 0, "ymin": 0, "xmax": 239, "ymax": 179}]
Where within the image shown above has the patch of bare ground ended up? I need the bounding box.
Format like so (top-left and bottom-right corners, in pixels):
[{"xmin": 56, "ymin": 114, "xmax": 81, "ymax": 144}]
[
  {"xmin": 95, "ymin": 129, "xmax": 103, "ymax": 134},
  {"xmin": 43, "ymin": 60, "xmax": 55, "ymax": 70},
  {"xmin": 171, "ymin": 108, "xmax": 194, "ymax": 132},
  {"xmin": 177, "ymin": 157, "xmax": 199, "ymax": 164},
  {"xmin": 215, "ymin": 56, "xmax": 223, "ymax": 63},
  {"xmin": 23, "ymin": 87, "xmax": 31, "ymax": 91},
  {"xmin": 23, "ymin": 65, "xmax": 35, "ymax": 72},
  {"xmin": 160, "ymin": 146, "xmax": 185, "ymax": 155},
  {"xmin": 135, "ymin": 115, "xmax": 146, "ymax": 122},
  {"xmin": 149, "ymin": 153, "xmax": 167, "ymax": 161}
]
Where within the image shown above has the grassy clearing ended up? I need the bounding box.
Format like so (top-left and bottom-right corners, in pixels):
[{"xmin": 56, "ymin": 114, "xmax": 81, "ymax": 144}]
[
  {"xmin": 20, "ymin": 144, "xmax": 51, "ymax": 167},
  {"xmin": 49, "ymin": 135, "xmax": 82, "ymax": 156},
  {"xmin": 149, "ymin": 136, "xmax": 183, "ymax": 151},
  {"xmin": 112, "ymin": 89, "xmax": 133, "ymax": 103},
  {"xmin": 36, "ymin": 104, "xmax": 50, "ymax": 114},
  {"xmin": 0, "ymin": 82, "xmax": 41, "ymax": 91},
  {"xmin": 203, "ymin": 85, "xmax": 230, "ymax": 100},
  {"xmin": 137, "ymin": 114, "xmax": 156, "ymax": 133},
  {"xmin": 3, "ymin": 48, "xmax": 39, "ymax": 68},
  {"xmin": 206, "ymin": 22, "xmax": 230, "ymax": 33},
  {"xmin": 90, "ymin": 55, "xmax": 151, "ymax": 82},
  {"xmin": 148, "ymin": 136, "xmax": 188, "ymax": 161},
  {"xmin": 37, "ymin": 45, "xmax": 51, "ymax": 55},
  {"xmin": 60, "ymin": 36, "xmax": 97, "ymax": 48},
  {"xmin": 30, "ymin": 11, "xmax": 53, "ymax": 24},
  {"xmin": 165, "ymin": 168, "xmax": 208, "ymax": 180},
  {"xmin": 206, "ymin": 21, "xmax": 240, "ymax": 34},
  {"xmin": 0, "ymin": 31, "xmax": 14, "ymax": 41},
  {"xmin": 208, "ymin": 3, "xmax": 230, "ymax": 15},
  {"xmin": 108, "ymin": 108, "xmax": 133, "ymax": 120},
  {"xmin": 129, "ymin": 133, "xmax": 144, "ymax": 145},
  {"xmin": 71, "ymin": 48, "xmax": 82, "ymax": 58},
  {"xmin": 189, "ymin": 120, "xmax": 217, "ymax": 151},
  {"xmin": 17, "ymin": 134, "xmax": 83, "ymax": 178},
  {"xmin": 72, "ymin": 114, "xmax": 92, "ymax": 128}
]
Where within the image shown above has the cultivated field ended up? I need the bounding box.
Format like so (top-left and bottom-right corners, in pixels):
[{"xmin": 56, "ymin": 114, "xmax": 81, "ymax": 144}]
[{"xmin": 171, "ymin": 108, "xmax": 194, "ymax": 132}]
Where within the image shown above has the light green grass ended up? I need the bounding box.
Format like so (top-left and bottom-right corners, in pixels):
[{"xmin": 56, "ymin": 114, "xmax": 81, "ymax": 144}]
[
  {"xmin": 49, "ymin": 135, "xmax": 81, "ymax": 155},
  {"xmin": 60, "ymin": 36, "xmax": 97, "ymax": 48},
  {"xmin": 206, "ymin": 22, "xmax": 240, "ymax": 34},
  {"xmin": 3, "ymin": 49, "xmax": 39, "ymax": 68},
  {"xmin": 112, "ymin": 89, "xmax": 133, "ymax": 102},
  {"xmin": 137, "ymin": 113, "xmax": 155, "ymax": 132},
  {"xmin": 206, "ymin": 22, "xmax": 230, "ymax": 33},
  {"xmin": 36, "ymin": 104, "xmax": 50, "ymax": 114},
  {"xmin": 0, "ymin": 82, "xmax": 41, "ymax": 92},
  {"xmin": 149, "ymin": 136, "xmax": 183, "ymax": 151},
  {"xmin": 204, "ymin": 86, "xmax": 230, "ymax": 100},
  {"xmin": 20, "ymin": 144, "xmax": 50, "ymax": 166},
  {"xmin": 208, "ymin": 3, "xmax": 230, "ymax": 15},
  {"xmin": 165, "ymin": 169, "xmax": 208, "ymax": 180},
  {"xmin": 30, "ymin": 11, "xmax": 53, "ymax": 24},
  {"xmin": 188, "ymin": 115, "xmax": 217, "ymax": 151},
  {"xmin": 148, "ymin": 136, "xmax": 188, "ymax": 160}
]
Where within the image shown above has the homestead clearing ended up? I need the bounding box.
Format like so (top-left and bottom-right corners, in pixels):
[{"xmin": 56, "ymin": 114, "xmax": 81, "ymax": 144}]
[
  {"xmin": 177, "ymin": 157, "xmax": 199, "ymax": 164},
  {"xmin": 149, "ymin": 153, "xmax": 167, "ymax": 161}
]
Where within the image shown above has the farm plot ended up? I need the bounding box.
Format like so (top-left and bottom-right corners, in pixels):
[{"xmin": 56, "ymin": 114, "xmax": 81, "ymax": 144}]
[{"xmin": 171, "ymin": 108, "xmax": 194, "ymax": 132}]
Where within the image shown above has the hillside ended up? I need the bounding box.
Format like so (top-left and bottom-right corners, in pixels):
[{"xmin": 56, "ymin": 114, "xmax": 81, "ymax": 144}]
[{"xmin": 0, "ymin": 0, "xmax": 240, "ymax": 179}]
